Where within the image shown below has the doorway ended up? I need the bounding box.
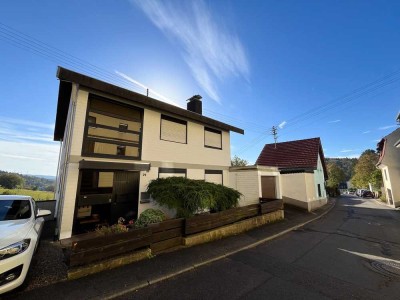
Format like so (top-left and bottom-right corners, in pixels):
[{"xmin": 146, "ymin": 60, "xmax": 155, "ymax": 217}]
[{"xmin": 73, "ymin": 170, "xmax": 139, "ymax": 234}]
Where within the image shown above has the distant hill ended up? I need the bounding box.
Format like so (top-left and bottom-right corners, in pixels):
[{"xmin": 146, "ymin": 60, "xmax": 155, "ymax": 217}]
[
  {"xmin": 0, "ymin": 170, "xmax": 55, "ymax": 191},
  {"xmin": 325, "ymin": 157, "xmax": 358, "ymax": 181},
  {"xmin": 32, "ymin": 175, "xmax": 56, "ymax": 181}
]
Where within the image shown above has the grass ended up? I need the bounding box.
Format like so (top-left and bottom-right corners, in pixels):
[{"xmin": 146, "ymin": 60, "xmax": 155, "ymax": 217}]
[{"xmin": 0, "ymin": 188, "xmax": 55, "ymax": 200}]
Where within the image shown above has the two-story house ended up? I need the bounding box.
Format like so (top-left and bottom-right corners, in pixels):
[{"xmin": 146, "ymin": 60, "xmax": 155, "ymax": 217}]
[
  {"xmin": 376, "ymin": 127, "xmax": 400, "ymax": 208},
  {"xmin": 256, "ymin": 137, "xmax": 328, "ymax": 211},
  {"xmin": 53, "ymin": 67, "xmax": 243, "ymax": 240}
]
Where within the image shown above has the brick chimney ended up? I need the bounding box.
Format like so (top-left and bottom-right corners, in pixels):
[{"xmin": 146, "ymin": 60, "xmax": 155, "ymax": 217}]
[{"xmin": 187, "ymin": 95, "xmax": 202, "ymax": 115}]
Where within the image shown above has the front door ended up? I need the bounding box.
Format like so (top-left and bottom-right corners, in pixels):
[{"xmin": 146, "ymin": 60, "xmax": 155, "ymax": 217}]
[{"xmin": 111, "ymin": 171, "xmax": 140, "ymax": 223}]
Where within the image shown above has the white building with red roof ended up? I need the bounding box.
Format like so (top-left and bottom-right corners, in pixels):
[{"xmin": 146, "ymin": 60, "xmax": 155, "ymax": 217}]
[{"xmin": 256, "ymin": 137, "xmax": 328, "ymax": 211}]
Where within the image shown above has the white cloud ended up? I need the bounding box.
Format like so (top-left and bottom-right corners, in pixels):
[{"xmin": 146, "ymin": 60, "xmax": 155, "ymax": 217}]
[
  {"xmin": 340, "ymin": 149, "xmax": 357, "ymax": 153},
  {"xmin": 132, "ymin": 0, "xmax": 249, "ymax": 103},
  {"xmin": 362, "ymin": 130, "xmax": 370, "ymax": 134},
  {"xmin": 0, "ymin": 116, "xmax": 58, "ymax": 175},
  {"xmin": 328, "ymin": 119, "xmax": 341, "ymax": 123},
  {"xmin": 0, "ymin": 116, "xmax": 54, "ymax": 130},
  {"xmin": 0, "ymin": 141, "xmax": 59, "ymax": 176},
  {"xmin": 379, "ymin": 125, "xmax": 397, "ymax": 130},
  {"xmin": 278, "ymin": 121, "xmax": 287, "ymax": 129},
  {"xmin": 329, "ymin": 154, "xmax": 360, "ymax": 159}
]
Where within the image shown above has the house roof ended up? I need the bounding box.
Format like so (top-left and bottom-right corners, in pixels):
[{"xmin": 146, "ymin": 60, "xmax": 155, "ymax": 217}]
[
  {"xmin": 54, "ymin": 67, "xmax": 244, "ymax": 141},
  {"xmin": 376, "ymin": 127, "xmax": 400, "ymax": 167},
  {"xmin": 256, "ymin": 137, "xmax": 328, "ymax": 178}
]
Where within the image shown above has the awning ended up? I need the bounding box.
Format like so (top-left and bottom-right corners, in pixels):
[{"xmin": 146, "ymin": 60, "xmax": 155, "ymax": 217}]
[{"xmin": 79, "ymin": 160, "xmax": 150, "ymax": 171}]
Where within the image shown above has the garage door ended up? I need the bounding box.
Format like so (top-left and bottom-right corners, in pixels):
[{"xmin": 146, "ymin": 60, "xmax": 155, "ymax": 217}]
[{"xmin": 261, "ymin": 176, "xmax": 276, "ymax": 199}]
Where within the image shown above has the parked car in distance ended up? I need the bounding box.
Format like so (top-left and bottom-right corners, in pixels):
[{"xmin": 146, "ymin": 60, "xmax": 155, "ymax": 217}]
[
  {"xmin": 0, "ymin": 195, "xmax": 51, "ymax": 294},
  {"xmin": 361, "ymin": 190, "xmax": 374, "ymax": 198}
]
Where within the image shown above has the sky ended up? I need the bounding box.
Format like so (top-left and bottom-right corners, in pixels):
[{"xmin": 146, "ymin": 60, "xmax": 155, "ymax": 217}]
[{"xmin": 0, "ymin": 0, "xmax": 399, "ymax": 176}]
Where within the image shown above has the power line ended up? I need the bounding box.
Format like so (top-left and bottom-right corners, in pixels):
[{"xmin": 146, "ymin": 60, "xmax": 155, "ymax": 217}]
[{"xmin": 1, "ymin": 22, "xmax": 399, "ymax": 155}]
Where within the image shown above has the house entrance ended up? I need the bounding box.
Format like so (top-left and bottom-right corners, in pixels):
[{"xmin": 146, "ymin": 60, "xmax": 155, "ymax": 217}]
[
  {"xmin": 261, "ymin": 176, "xmax": 276, "ymax": 199},
  {"xmin": 73, "ymin": 169, "xmax": 139, "ymax": 234}
]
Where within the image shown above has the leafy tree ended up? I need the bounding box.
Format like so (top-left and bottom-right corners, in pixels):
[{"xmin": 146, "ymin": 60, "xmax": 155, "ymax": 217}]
[
  {"xmin": 326, "ymin": 162, "xmax": 346, "ymax": 188},
  {"xmin": 351, "ymin": 150, "xmax": 382, "ymax": 189},
  {"xmin": 44, "ymin": 185, "xmax": 55, "ymax": 192},
  {"xmin": 0, "ymin": 173, "xmax": 24, "ymax": 189},
  {"xmin": 325, "ymin": 157, "xmax": 358, "ymax": 181},
  {"xmin": 231, "ymin": 155, "xmax": 248, "ymax": 167},
  {"xmin": 147, "ymin": 177, "xmax": 241, "ymax": 218}
]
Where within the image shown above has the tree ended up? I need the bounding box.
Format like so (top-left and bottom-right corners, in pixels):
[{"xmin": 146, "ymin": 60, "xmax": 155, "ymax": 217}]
[
  {"xmin": 351, "ymin": 150, "xmax": 382, "ymax": 189},
  {"xmin": 0, "ymin": 173, "xmax": 24, "ymax": 189},
  {"xmin": 326, "ymin": 162, "xmax": 346, "ymax": 188},
  {"xmin": 231, "ymin": 155, "xmax": 248, "ymax": 167}
]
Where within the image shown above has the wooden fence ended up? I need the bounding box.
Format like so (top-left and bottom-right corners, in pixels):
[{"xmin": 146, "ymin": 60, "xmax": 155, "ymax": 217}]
[
  {"xmin": 185, "ymin": 204, "xmax": 260, "ymax": 235},
  {"xmin": 149, "ymin": 218, "xmax": 184, "ymax": 254},
  {"xmin": 68, "ymin": 227, "xmax": 151, "ymax": 267},
  {"xmin": 65, "ymin": 199, "xmax": 283, "ymax": 267}
]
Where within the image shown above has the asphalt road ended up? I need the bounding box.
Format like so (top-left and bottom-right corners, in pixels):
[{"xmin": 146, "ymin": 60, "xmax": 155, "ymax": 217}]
[{"xmin": 119, "ymin": 196, "xmax": 400, "ymax": 300}]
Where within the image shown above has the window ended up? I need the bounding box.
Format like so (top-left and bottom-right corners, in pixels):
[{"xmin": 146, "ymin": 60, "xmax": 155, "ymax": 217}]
[
  {"xmin": 158, "ymin": 168, "xmax": 186, "ymax": 178},
  {"xmin": 119, "ymin": 123, "xmax": 128, "ymax": 130},
  {"xmin": 384, "ymin": 169, "xmax": 388, "ymax": 181},
  {"xmin": 204, "ymin": 127, "xmax": 222, "ymax": 149},
  {"xmin": 0, "ymin": 200, "xmax": 32, "ymax": 220},
  {"xmin": 82, "ymin": 96, "xmax": 143, "ymax": 159},
  {"xmin": 205, "ymin": 170, "xmax": 223, "ymax": 185},
  {"xmin": 117, "ymin": 145, "xmax": 126, "ymax": 156},
  {"xmin": 160, "ymin": 115, "xmax": 187, "ymax": 144},
  {"xmin": 80, "ymin": 170, "xmax": 113, "ymax": 194},
  {"xmin": 318, "ymin": 184, "xmax": 322, "ymax": 197}
]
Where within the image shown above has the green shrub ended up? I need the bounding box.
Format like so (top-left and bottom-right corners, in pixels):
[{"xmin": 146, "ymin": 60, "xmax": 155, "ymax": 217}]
[
  {"xmin": 95, "ymin": 223, "xmax": 129, "ymax": 235},
  {"xmin": 147, "ymin": 177, "xmax": 241, "ymax": 218},
  {"xmin": 135, "ymin": 208, "xmax": 166, "ymax": 228}
]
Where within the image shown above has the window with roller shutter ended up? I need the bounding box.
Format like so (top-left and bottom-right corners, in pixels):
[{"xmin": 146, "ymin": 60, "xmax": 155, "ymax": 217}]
[
  {"xmin": 160, "ymin": 115, "xmax": 187, "ymax": 144},
  {"xmin": 204, "ymin": 127, "xmax": 222, "ymax": 149}
]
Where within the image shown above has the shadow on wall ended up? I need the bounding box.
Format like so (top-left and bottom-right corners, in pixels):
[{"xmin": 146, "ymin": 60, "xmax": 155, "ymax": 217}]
[
  {"xmin": 282, "ymin": 196, "xmax": 309, "ymax": 211},
  {"xmin": 283, "ymin": 196, "xmax": 327, "ymax": 212}
]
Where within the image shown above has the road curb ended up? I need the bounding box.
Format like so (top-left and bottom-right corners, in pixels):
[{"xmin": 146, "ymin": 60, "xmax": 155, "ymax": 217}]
[{"xmin": 103, "ymin": 199, "xmax": 337, "ymax": 300}]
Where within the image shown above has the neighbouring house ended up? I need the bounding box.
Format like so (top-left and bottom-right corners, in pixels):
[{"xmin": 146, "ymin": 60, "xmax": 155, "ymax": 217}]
[
  {"xmin": 229, "ymin": 165, "xmax": 282, "ymax": 206},
  {"xmin": 53, "ymin": 67, "xmax": 243, "ymax": 240},
  {"xmin": 256, "ymin": 138, "xmax": 328, "ymax": 211},
  {"xmin": 376, "ymin": 127, "xmax": 400, "ymax": 208}
]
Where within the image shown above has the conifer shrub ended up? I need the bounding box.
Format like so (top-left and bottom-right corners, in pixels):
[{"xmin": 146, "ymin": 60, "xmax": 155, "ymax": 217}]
[
  {"xmin": 135, "ymin": 208, "xmax": 166, "ymax": 228},
  {"xmin": 146, "ymin": 177, "xmax": 241, "ymax": 218}
]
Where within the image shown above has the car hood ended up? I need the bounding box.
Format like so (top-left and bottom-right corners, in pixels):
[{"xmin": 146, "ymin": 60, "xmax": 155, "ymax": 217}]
[{"xmin": 0, "ymin": 219, "xmax": 32, "ymax": 249}]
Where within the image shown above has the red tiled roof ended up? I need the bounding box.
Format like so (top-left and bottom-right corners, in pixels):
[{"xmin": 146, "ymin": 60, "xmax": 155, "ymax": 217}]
[{"xmin": 256, "ymin": 138, "xmax": 326, "ymax": 173}]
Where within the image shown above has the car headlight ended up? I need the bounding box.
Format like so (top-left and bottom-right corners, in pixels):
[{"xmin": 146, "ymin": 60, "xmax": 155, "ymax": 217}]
[{"xmin": 0, "ymin": 239, "xmax": 31, "ymax": 260}]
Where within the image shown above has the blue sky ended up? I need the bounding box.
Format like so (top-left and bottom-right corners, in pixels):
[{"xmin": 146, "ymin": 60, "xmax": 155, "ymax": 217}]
[{"xmin": 0, "ymin": 0, "xmax": 399, "ymax": 176}]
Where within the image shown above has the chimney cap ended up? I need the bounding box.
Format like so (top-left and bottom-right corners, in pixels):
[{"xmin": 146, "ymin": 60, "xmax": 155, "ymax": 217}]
[{"xmin": 187, "ymin": 95, "xmax": 202, "ymax": 102}]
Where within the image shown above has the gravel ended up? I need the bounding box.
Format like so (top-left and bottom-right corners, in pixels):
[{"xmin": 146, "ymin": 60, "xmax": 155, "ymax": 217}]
[{"xmin": 22, "ymin": 221, "xmax": 68, "ymax": 292}]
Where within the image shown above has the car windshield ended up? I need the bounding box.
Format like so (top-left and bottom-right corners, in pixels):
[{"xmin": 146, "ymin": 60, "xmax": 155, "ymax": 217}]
[{"xmin": 0, "ymin": 200, "xmax": 32, "ymax": 221}]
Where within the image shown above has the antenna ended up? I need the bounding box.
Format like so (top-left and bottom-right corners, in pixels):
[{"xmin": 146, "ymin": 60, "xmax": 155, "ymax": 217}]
[{"xmin": 271, "ymin": 126, "xmax": 278, "ymax": 148}]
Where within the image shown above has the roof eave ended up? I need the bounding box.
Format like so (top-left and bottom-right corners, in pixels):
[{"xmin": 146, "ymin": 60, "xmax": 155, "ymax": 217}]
[{"xmin": 54, "ymin": 67, "xmax": 244, "ymax": 141}]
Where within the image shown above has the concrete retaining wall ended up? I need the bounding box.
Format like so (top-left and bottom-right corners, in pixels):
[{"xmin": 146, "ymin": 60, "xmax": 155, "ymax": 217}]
[{"xmin": 183, "ymin": 210, "xmax": 284, "ymax": 247}]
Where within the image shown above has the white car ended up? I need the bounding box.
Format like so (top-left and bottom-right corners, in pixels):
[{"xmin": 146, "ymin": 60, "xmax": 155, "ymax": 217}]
[{"xmin": 0, "ymin": 195, "xmax": 51, "ymax": 294}]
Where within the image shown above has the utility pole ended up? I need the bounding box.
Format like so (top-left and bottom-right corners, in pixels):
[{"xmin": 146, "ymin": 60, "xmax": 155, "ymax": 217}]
[{"xmin": 271, "ymin": 126, "xmax": 278, "ymax": 148}]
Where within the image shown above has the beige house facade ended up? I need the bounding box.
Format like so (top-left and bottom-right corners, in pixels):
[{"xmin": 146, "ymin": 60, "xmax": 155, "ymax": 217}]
[
  {"xmin": 53, "ymin": 67, "xmax": 243, "ymax": 240},
  {"xmin": 229, "ymin": 165, "xmax": 282, "ymax": 207},
  {"xmin": 280, "ymin": 154, "xmax": 327, "ymax": 211},
  {"xmin": 256, "ymin": 138, "xmax": 328, "ymax": 212},
  {"xmin": 377, "ymin": 128, "xmax": 400, "ymax": 208}
]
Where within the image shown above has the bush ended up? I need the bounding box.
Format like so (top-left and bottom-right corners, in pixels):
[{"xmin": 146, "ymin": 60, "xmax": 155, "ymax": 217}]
[
  {"xmin": 147, "ymin": 177, "xmax": 241, "ymax": 218},
  {"xmin": 135, "ymin": 209, "xmax": 166, "ymax": 228},
  {"xmin": 95, "ymin": 223, "xmax": 129, "ymax": 235}
]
